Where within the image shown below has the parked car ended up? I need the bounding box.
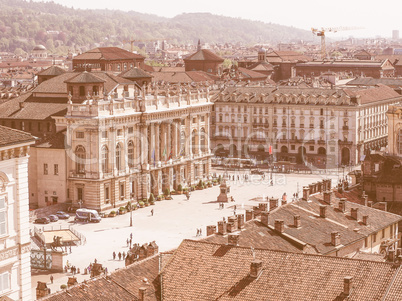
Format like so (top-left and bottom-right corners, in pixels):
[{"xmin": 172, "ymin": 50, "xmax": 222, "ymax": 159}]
[
  {"xmin": 55, "ymin": 211, "xmax": 70, "ymax": 219},
  {"xmin": 35, "ymin": 217, "xmax": 50, "ymax": 224},
  {"xmin": 48, "ymin": 215, "xmax": 59, "ymax": 222},
  {"xmin": 251, "ymin": 169, "xmax": 264, "ymax": 175}
]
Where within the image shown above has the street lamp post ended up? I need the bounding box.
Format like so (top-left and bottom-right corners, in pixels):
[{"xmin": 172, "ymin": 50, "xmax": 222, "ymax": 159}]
[{"xmin": 129, "ymin": 198, "xmax": 133, "ymax": 227}]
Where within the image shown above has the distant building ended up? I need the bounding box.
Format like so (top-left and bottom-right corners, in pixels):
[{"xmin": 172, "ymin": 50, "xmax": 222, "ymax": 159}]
[
  {"xmin": 393, "ymin": 30, "xmax": 399, "ymax": 40},
  {"xmin": 0, "ymin": 125, "xmax": 36, "ymax": 300},
  {"xmin": 295, "ymin": 59, "xmax": 395, "ymax": 78},
  {"xmin": 183, "ymin": 42, "xmax": 224, "ymax": 76},
  {"xmin": 72, "ymin": 47, "xmax": 146, "ymax": 72},
  {"xmin": 387, "ymin": 104, "xmax": 402, "ymax": 156}
]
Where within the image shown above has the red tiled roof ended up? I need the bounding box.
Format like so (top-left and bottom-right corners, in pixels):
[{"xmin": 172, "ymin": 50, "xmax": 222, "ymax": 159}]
[
  {"xmin": 73, "ymin": 47, "xmax": 145, "ymax": 61},
  {"xmin": 161, "ymin": 239, "xmax": 399, "ymax": 301},
  {"xmin": 0, "ymin": 125, "xmax": 36, "ymax": 147},
  {"xmin": 344, "ymin": 84, "xmax": 401, "ymax": 104},
  {"xmin": 184, "ymin": 49, "xmax": 224, "ymax": 62},
  {"xmin": 64, "ymin": 71, "xmax": 105, "ymax": 84},
  {"xmin": 37, "ymin": 65, "xmax": 66, "ymax": 76}
]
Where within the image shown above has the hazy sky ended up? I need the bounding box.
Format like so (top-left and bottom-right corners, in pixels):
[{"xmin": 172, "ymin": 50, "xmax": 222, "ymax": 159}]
[{"xmin": 33, "ymin": 0, "xmax": 401, "ymax": 38}]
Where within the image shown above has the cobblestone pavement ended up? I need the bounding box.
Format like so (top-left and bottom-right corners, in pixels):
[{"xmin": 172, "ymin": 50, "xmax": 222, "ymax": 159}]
[{"xmin": 30, "ymin": 169, "xmax": 339, "ymax": 297}]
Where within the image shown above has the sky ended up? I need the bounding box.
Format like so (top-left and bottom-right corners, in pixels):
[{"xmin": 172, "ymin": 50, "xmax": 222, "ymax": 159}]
[{"xmin": 33, "ymin": 0, "xmax": 402, "ymax": 39}]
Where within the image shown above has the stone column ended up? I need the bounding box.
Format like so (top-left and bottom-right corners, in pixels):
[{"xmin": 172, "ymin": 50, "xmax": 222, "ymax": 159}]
[
  {"xmin": 155, "ymin": 123, "xmax": 160, "ymax": 162},
  {"xmin": 148, "ymin": 123, "xmax": 154, "ymax": 166}
]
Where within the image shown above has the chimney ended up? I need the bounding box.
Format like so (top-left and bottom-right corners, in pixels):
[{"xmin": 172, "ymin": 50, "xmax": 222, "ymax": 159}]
[
  {"xmin": 367, "ymin": 201, "xmax": 373, "ymax": 207},
  {"xmin": 343, "ymin": 276, "xmax": 353, "ymax": 296},
  {"xmin": 237, "ymin": 214, "xmax": 245, "ymax": 229},
  {"xmin": 260, "ymin": 211, "xmax": 269, "ymax": 227},
  {"xmin": 294, "ymin": 215, "xmax": 301, "ymax": 228},
  {"xmin": 139, "ymin": 287, "xmax": 147, "ymax": 301},
  {"xmin": 228, "ymin": 233, "xmax": 240, "ymax": 246},
  {"xmin": 309, "ymin": 184, "xmax": 314, "ymax": 195},
  {"xmin": 323, "ymin": 191, "xmax": 332, "ymax": 205},
  {"xmin": 303, "ymin": 186, "xmax": 310, "ymax": 200},
  {"xmin": 245, "ymin": 210, "xmax": 254, "ymax": 221},
  {"xmin": 327, "ymin": 179, "xmax": 332, "ymax": 190},
  {"xmin": 388, "ymin": 250, "xmax": 395, "ymax": 262},
  {"xmin": 363, "ymin": 195, "xmax": 368, "ymax": 207},
  {"xmin": 319, "ymin": 205, "xmax": 327, "ymax": 218},
  {"xmin": 227, "ymin": 216, "xmax": 238, "ymax": 233},
  {"xmin": 217, "ymin": 221, "xmax": 227, "ymax": 235},
  {"xmin": 250, "ymin": 260, "xmax": 263, "ymax": 278},
  {"xmin": 269, "ymin": 198, "xmax": 278, "ymax": 210},
  {"xmin": 274, "ymin": 220, "xmax": 285, "ymax": 233},
  {"xmin": 259, "ymin": 203, "xmax": 268, "ymax": 212},
  {"xmin": 338, "ymin": 199, "xmax": 346, "ymax": 212},
  {"xmin": 317, "ymin": 181, "xmax": 322, "ymax": 193},
  {"xmin": 206, "ymin": 225, "xmax": 216, "ymax": 236},
  {"xmin": 351, "ymin": 208, "xmax": 358, "ymax": 220},
  {"xmin": 378, "ymin": 202, "xmax": 388, "ymax": 212},
  {"xmin": 362, "ymin": 215, "xmax": 368, "ymax": 226},
  {"xmin": 331, "ymin": 231, "xmax": 341, "ymax": 247}
]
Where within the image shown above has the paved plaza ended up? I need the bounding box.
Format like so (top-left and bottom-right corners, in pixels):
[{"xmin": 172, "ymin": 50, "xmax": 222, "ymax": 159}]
[{"xmin": 31, "ymin": 169, "xmax": 339, "ymax": 297}]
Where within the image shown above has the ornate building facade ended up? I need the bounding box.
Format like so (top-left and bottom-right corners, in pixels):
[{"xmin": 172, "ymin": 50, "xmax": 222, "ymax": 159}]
[
  {"xmin": 0, "ymin": 126, "xmax": 35, "ymax": 300},
  {"xmin": 211, "ymin": 84, "xmax": 402, "ymax": 168},
  {"xmin": 55, "ymin": 84, "xmax": 213, "ymax": 211},
  {"xmin": 387, "ymin": 104, "xmax": 402, "ymax": 156}
]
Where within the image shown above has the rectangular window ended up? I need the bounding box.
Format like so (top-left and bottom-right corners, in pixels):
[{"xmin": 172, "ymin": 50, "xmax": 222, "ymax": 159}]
[
  {"xmin": 0, "ymin": 198, "xmax": 6, "ymax": 236},
  {"xmin": 102, "ymin": 131, "xmax": 108, "ymax": 139},
  {"xmin": 105, "ymin": 185, "xmax": 110, "ymax": 203},
  {"xmin": 120, "ymin": 182, "xmax": 125, "ymax": 199},
  {"xmin": 382, "ymin": 229, "xmax": 385, "ymax": 239},
  {"xmin": 44, "ymin": 163, "xmax": 48, "ymax": 175},
  {"xmin": 54, "ymin": 164, "xmax": 58, "ymax": 175},
  {"xmin": 309, "ymin": 146, "xmax": 314, "ymax": 151},
  {"xmin": 76, "ymin": 131, "xmax": 84, "ymax": 139},
  {"xmin": 77, "ymin": 187, "xmax": 83, "ymax": 201},
  {"xmin": 0, "ymin": 272, "xmax": 9, "ymax": 292},
  {"xmin": 128, "ymin": 127, "xmax": 134, "ymax": 134},
  {"xmin": 117, "ymin": 129, "xmax": 123, "ymax": 136},
  {"xmin": 372, "ymin": 233, "xmax": 377, "ymax": 243}
]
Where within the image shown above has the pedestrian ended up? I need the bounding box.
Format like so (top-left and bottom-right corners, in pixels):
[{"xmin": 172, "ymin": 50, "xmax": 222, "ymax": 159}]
[
  {"xmin": 129, "ymin": 238, "xmax": 132, "ymax": 247},
  {"xmin": 69, "ymin": 246, "xmax": 72, "ymax": 253},
  {"xmin": 113, "ymin": 251, "xmax": 116, "ymax": 260},
  {"xmin": 122, "ymin": 251, "xmax": 125, "ymax": 259},
  {"xmin": 118, "ymin": 252, "xmax": 122, "ymax": 260},
  {"xmin": 199, "ymin": 228, "xmax": 202, "ymax": 236},
  {"xmin": 126, "ymin": 238, "xmax": 129, "ymax": 247},
  {"xmin": 50, "ymin": 275, "xmax": 53, "ymax": 284},
  {"xmin": 130, "ymin": 233, "xmax": 133, "ymax": 240},
  {"xmin": 196, "ymin": 228, "xmax": 199, "ymax": 236},
  {"xmin": 151, "ymin": 209, "xmax": 154, "ymax": 216},
  {"xmin": 105, "ymin": 267, "xmax": 108, "ymax": 275}
]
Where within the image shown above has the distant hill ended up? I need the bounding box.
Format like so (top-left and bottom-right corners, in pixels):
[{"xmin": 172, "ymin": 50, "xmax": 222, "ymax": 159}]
[{"xmin": 0, "ymin": 0, "xmax": 313, "ymax": 54}]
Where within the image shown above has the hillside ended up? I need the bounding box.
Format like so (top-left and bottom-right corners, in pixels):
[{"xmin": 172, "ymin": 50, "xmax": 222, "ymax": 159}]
[{"xmin": 0, "ymin": 0, "xmax": 313, "ymax": 55}]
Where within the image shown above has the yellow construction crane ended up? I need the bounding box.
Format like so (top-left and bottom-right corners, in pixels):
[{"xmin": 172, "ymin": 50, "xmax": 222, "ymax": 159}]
[{"xmin": 311, "ymin": 27, "xmax": 363, "ymax": 59}]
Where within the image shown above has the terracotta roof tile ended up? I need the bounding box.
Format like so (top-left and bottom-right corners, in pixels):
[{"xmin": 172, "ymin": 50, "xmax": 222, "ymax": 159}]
[
  {"xmin": 161, "ymin": 239, "xmax": 399, "ymax": 301},
  {"xmin": 73, "ymin": 47, "xmax": 145, "ymax": 61},
  {"xmin": 0, "ymin": 125, "xmax": 36, "ymax": 147},
  {"xmin": 184, "ymin": 49, "xmax": 224, "ymax": 62}
]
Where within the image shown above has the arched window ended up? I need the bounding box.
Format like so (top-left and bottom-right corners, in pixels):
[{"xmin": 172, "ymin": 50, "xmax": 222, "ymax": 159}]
[
  {"xmin": 101, "ymin": 145, "xmax": 109, "ymax": 173},
  {"xmin": 127, "ymin": 141, "xmax": 134, "ymax": 167},
  {"xmin": 75, "ymin": 145, "xmax": 86, "ymax": 174},
  {"xmin": 200, "ymin": 128, "xmax": 206, "ymax": 153},
  {"xmin": 116, "ymin": 144, "xmax": 122, "ymax": 171},
  {"xmin": 191, "ymin": 130, "xmax": 197, "ymax": 154}
]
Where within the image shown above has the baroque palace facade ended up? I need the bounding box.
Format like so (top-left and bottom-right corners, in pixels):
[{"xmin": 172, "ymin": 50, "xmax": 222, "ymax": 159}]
[
  {"xmin": 54, "ymin": 81, "xmax": 213, "ymax": 211},
  {"xmin": 211, "ymin": 84, "xmax": 402, "ymax": 168}
]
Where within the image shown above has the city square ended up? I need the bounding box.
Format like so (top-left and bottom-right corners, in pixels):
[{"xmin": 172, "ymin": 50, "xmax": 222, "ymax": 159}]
[{"xmin": 30, "ymin": 169, "xmax": 339, "ymax": 296}]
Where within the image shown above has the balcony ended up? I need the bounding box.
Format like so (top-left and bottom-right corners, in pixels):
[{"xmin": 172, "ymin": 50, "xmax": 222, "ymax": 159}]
[{"xmin": 69, "ymin": 170, "xmax": 100, "ymax": 179}]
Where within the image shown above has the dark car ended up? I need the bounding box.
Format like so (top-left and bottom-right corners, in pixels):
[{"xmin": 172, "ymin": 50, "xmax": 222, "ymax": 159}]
[
  {"xmin": 35, "ymin": 217, "xmax": 50, "ymax": 224},
  {"xmin": 55, "ymin": 211, "xmax": 70, "ymax": 219},
  {"xmin": 48, "ymin": 215, "xmax": 59, "ymax": 222},
  {"xmin": 251, "ymin": 169, "xmax": 264, "ymax": 175}
]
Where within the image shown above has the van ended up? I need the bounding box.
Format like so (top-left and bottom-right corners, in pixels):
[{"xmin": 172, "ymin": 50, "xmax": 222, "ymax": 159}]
[{"xmin": 75, "ymin": 208, "xmax": 101, "ymax": 223}]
